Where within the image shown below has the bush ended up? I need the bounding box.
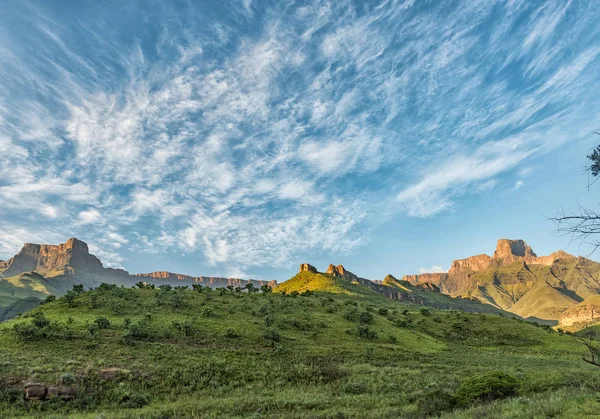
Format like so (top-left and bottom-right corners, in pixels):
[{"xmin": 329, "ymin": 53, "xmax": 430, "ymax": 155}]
[
  {"xmin": 356, "ymin": 324, "xmax": 377, "ymax": 339},
  {"xmin": 454, "ymin": 371, "xmax": 519, "ymax": 406},
  {"xmin": 121, "ymin": 393, "xmax": 151, "ymax": 408},
  {"xmin": 94, "ymin": 316, "xmax": 111, "ymax": 329},
  {"xmin": 343, "ymin": 381, "xmax": 368, "ymax": 394},
  {"xmin": 420, "ymin": 308, "xmax": 431, "ymax": 316},
  {"xmin": 263, "ymin": 329, "xmax": 281, "ymax": 345},
  {"xmin": 378, "ymin": 307, "xmax": 388, "ymax": 316},
  {"xmin": 224, "ymin": 328, "xmax": 239, "ymax": 338},
  {"xmin": 344, "ymin": 308, "xmax": 358, "ymax": 321},
  {"xmin": 359, "ymin": 311, "xmax": 373, "ymax": 324},
  {"xmin": 43, "ymin": 295, "xmax": 56, "ymax": 304},
  {"xmin": 32, "ymin": 313, "xmax": 50, "ymax": 328}
]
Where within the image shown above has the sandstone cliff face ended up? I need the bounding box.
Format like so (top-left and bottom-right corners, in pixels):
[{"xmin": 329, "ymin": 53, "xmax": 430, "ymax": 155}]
[
  {"xmin": 326, "ymin": 264, "xmax": 359, "ymax": 281},
  {"xmin": 299, "ymin": 263, "xmax": 317, "ymax": 273},
  {"xmin": 448, "ymin": 254, "xmax": 492, "ymax": 274},
  {"xmin": 494, "ymin": 239, "xmax": 537, "ymax": 259},
  {"xmin": 134, "ymin": 271, "xmax": 276, "ymax": 289},
  {"xmin": 558, "ymin": 296, "xmax": 600, "ymax": 328},
  {"xmin": 2, "ymin": 238, "xmax": 129, "ymax": 278},
  {"xmin": 402, "ymin": 238, "xmax": 594, "ymax": 321}
]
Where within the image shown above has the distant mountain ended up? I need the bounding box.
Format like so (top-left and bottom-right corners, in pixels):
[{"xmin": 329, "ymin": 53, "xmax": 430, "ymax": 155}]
[
  {"xmin": 403, "ymin": 239, "xmax": 600, "ymax": 321},
  {"xmin": 275, "ymin": 263, "xmax": 513, "ymax": 315},
  {"xmin": 0, "ymin": 238, "xmax": 275, "ymax": 308}
]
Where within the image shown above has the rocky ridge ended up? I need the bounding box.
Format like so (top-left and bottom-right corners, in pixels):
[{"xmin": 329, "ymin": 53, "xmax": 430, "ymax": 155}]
[
  {"xmin": 134, "ymin": 271, "xmax": 276, "ymax": 289},
  {"xmin": 403, "ymin": 239, "xmax": 600, "ymax": 321}
]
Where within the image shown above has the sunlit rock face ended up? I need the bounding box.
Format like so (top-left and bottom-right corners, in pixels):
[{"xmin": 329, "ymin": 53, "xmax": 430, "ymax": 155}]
[{"xmin": 2, "ymin": 238, "xmax": 126, "ymax": 277}]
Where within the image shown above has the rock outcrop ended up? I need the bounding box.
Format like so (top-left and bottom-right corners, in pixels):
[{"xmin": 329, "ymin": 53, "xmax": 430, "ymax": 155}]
[
  {"xmin": 133, "ymin": 271, "xmax": 276, "ymax": 289},
  {"xmin": 2, "ymin": 238, "xmax": 129, "ymax": 278},
  {"xmin": 326, "ymin": 264, "xmax": 359, "ymax": 281},
  {"xmin": 493, "ymin": 239, "xmax": 537, "ymax": 259},
  {"xmin": 299, "ymin": 263, "xmax": 317, "ymax": 273},
  {"xmin": 558, "ymin": 295, "xmax": 600, "ymax": 328},
  {"xmin": 403, "ymin": 238, "xmax": 598, "ymax": 321}
]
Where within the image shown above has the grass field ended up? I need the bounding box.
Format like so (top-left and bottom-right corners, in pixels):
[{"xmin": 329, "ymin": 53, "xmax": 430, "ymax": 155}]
[{"xmin": 0, "ymin": 280, "xmax": 599, "ymax": 418}]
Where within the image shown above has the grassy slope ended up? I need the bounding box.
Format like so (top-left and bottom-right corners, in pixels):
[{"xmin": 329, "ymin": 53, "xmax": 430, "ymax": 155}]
[
  {"xmin": 0, "ymin": 284, "xmax": 598, "ymax": 418},
  {"xmin": 278, "ymin": 271, "xmax": 512, "ymax": 315}
]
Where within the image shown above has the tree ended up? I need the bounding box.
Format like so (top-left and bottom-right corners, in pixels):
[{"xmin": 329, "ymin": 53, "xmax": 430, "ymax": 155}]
[
  {"xmin": 261, "ymin": 284, "xmax": 272, "ymax": 294},
  {"xmin": 552, "ymin": 137, "xmax": 600, "ymax": 253},
  {"xmin": 72, "ymin": 284, "xmax": 85, "ymax": 294}
]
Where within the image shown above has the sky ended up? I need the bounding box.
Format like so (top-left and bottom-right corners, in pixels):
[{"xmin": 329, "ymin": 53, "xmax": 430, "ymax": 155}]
[{"xmin": 1, "ymin": 0, "xmax": 600, "ymax": 282}]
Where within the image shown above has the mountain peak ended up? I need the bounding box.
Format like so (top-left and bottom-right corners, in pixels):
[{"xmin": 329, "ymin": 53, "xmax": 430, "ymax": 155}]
[
  {"xmin": 299, "ymin": 263, "xmax": 317, "ymax": 273},
  {"xmin": 493, "ymin": 239, "xmax": 537, "ymax": 259},
  {"xmin": 3, "ymin": 238, "xmax": 104, "ymax": 277},
  {"xmin": 326, "ymin": 264, "xmax": 358, "ymax": 281}
]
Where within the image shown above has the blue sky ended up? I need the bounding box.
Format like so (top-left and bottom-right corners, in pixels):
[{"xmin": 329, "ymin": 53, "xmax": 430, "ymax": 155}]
[{"xmin": 1, "ymin": 0, "xmax": 599, "ymax": 281}]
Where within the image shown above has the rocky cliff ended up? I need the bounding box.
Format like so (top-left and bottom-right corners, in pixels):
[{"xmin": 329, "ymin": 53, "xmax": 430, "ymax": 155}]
[
  {"xmin": 558, "ymin": 295, "xmax": 600, "ymax": 328},
  {"xmin": 134, "ymin": 271, "xmax": 276, "ymax": 289},
  {"xmin": 403, "ymin": 239, "xmax": 600, "ymax": 321},
  {"xmin": 1, "ymin": 238, "xmax": 129, "ymax": 278}
]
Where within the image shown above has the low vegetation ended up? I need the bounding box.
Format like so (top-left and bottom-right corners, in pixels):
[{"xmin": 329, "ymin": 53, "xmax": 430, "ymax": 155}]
[{"xmin": 0, "ymin": 281, "xmax": 599, "ymax": 418}]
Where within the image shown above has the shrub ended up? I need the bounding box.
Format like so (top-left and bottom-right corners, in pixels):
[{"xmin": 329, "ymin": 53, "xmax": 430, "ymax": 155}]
[
  {"xmin": 420, "ymin": 308, "xmax": 431, "ymax": 316},
  {"xmin": 454, "ymin": 371, "xmax": 519, "ymax": 406},
  {"xmin": 343, "ymin": 381, "xmax": 368, "ymax": 395},
  {"xmin": 378, "ymin": 307, "xmax": 389, "ymax": 316},
  {"xmin": 359, "ymin": 311, "xmax": 373, "ymax": 324},
  {"xmin": 224, "ymin": 328, "xmax": 239, "ymax": 338},
  {"xmin": 94, "ymin": 316, "xmax": 111, "ymax": 329},
  {"xmin": 43, "ymin": 295, "xmax": 56, "ymax": 304},
  {"xmin": 72, "ymin": 284, "xmax": 85, "ymax": 294},
  {"xmin": 63, "ymin": 291, "xmax": 77, "ymax": 307},
  {"xmin": 261, "ymin": 284, "xmax": 272, "ymax": 293},
  {"xmin": 263, "ymin": 329, "xmax": 281, "ymax": 345},
  {"xmin": 356, "ymin": 324, "xmax": 377, "ymax": 339},
  {"xmin": 32, "ymin": 313, "xmax": 50, "ymax": 328},
  {"xmin": 343, "ymin": 308, "xmax": 358, "ymax": 321},
  {"xmin": 121, "ymin": 393, "xmax": 151, "ymax": 408},
  {"xmin": 61, "ymin": 372, "xmax": 76, "ymax": 385},
  {"xmin": 388, "ymin": 334, "xmax": 398, "ymax": 344}
]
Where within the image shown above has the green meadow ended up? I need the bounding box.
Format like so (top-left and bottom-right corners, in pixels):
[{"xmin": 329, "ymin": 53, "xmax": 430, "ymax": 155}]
[{"xmin": 0, "ymin": 275, "xmax": 599, "ymax": 418}]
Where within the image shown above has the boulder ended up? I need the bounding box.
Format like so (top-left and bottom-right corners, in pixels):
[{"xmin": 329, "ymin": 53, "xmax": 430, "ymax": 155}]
[
  {"xmin": 100, "ymin": 367, "xmax": 131, "ymax": 381},
  {"xmin": 24, "ymin": 383, "xmax": 46, "ymax": 400}
]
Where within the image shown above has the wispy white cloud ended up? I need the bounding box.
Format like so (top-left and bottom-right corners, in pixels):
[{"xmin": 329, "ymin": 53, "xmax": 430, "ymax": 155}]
[
  {"xmin": 0, "ymin": 0, "xmax": 599, "ymax": 270},
  {"xmin": 418, "ymin": 266, "xmax": 446, "ymax": 275}
]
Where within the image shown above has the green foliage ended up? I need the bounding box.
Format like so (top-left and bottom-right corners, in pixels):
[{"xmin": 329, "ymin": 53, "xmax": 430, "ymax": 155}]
[
  {"xmin": 356, "ymin": 324, "xmax": 377, "ymax": 339},
  {"xmin": 263, "ymin": 329, "xmax": 281, "ymax": 345},
  {"xmin": 94, "ymin": 316, "xmax": 111, "ymax": 329},
  {"xmin": 454, "ymin": 371, "xmax": 520, "ymax": 407},
  {"xmin": 43, "ymin": 294, "xmax": 56, "ymax": 304},
  {"xmin": 0, "ymin": 283, "xmax": 596, "ymax": 418},
  {"xmin": 359, "ymin": 311, "xmax": 373, "ymax": 324}
]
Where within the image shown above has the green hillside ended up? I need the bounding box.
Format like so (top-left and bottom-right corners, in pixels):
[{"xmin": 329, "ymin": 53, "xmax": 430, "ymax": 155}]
[
  {"xmin": 0, "ymin": 283, "xmax": 599, "ymax": 418},
  {"xmin": 277, "ymin": 271, "xmax": 513, "ymax": 316}
]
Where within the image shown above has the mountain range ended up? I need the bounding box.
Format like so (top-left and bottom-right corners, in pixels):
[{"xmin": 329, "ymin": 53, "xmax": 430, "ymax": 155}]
[
  {"xmin": 3, "ymin": 237, "xmax": 600, "ymax": 329},
  {"xmin": 0, "ymin": 238, "xmax": 275, "ymax": 309},
  {"xmin": 403, "ymin": 239, "xmax": 600, "ymax": 324}
]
